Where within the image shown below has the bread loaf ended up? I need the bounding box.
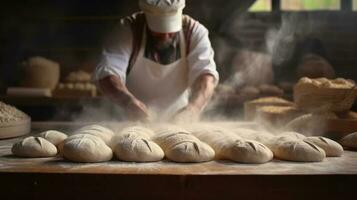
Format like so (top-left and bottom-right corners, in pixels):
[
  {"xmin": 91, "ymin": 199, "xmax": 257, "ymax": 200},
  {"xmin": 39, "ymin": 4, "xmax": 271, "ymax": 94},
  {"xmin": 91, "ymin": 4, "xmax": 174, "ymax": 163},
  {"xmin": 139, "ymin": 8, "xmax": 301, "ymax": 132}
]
[
  {"xmin": 190, "ymin": 125, "xmax": 273, "ymax": 164},
  {"xmin": 304, "ymin": 136, "xmax": 343, "ymax": 157},
  {"xmin": 12, "ymin": 136, "xmax": 57, "ymax": 157},
  {"xmin": 62, "ymin": 134, "xmax": 113, "ymax": 163},
  {"xmin": 38, "ymin": 130, "xmax": 67, "ymax": 146},
  {"xmin": 111, "ymin": 126, "xmax": 164, "ymax": 162},
  {"xmin": 273, "ymin": 139, "xmax": 326, "ymax": 162},
  {"xmin": 340, "ymin": 132, "xmax": 357, "ymax": 149},
  {"xmin": 152, "ymin": 125, "xmax": 215, "ymax": 163},
  {"xmin": 74, "ymin": 125, "xmax": 114, "ymax": 145},
  {"xmin": 284, "ymin": 112, "xmax": 338, "ymax": 135}
]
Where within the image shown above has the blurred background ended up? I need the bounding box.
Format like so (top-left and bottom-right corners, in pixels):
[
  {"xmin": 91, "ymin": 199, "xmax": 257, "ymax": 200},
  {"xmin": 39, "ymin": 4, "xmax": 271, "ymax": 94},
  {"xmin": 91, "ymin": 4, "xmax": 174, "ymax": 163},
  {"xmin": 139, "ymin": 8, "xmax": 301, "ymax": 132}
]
[{"xmin": 0, "ymin": 0, "xmax": 356, "ymax": 121}]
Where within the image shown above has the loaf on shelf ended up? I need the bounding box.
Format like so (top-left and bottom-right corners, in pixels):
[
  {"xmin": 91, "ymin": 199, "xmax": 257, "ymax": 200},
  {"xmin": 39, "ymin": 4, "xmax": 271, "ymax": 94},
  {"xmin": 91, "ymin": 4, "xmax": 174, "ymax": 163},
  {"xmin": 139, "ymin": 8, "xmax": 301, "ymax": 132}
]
[
  {"xmin": 244, "ymin": 96, "xmax": 294, "ymax": 121},
  {"xmin": 53, "ymin": 82, "xmax": 97, "ymax": 97}
]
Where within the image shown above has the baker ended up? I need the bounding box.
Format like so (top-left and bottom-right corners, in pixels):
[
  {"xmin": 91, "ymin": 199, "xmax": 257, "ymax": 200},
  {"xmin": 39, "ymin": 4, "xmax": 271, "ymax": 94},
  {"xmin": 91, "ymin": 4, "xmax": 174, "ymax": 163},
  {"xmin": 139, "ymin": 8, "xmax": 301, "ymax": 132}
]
[{"xmin": 95, "ymin": 0, "xmax": 219, "ymax": 121}]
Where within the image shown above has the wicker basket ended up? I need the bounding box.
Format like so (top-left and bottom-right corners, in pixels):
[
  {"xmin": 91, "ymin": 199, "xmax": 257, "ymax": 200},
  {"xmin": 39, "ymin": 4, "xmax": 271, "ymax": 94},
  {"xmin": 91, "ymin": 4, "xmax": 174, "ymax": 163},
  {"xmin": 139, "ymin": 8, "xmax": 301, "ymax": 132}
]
[{"xmin": 294, "ymin": 84, "xmax": 357, "ymax": 113}]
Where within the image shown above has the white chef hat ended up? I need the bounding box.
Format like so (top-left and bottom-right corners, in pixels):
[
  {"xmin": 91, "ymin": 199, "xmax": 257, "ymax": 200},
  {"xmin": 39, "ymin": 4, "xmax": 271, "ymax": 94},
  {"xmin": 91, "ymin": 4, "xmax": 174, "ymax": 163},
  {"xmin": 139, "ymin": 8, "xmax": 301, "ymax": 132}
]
[{"xmin": 139, "ymin": 0, "xmax": 186, "ymax": 33}]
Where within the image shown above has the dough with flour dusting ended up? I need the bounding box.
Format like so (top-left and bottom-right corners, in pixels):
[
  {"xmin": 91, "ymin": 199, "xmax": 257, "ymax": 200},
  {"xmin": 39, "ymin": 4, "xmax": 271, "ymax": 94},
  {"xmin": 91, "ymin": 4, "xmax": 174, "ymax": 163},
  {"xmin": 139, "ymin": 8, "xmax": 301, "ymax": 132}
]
[
  {"xmin": 62, "ymin": 134, "xmax": 113, "ymax": 163},
  {"xmin": 12, "ymin": 136, "xmax": 57, "ymax": 157},
  {"xmin": 38, "ymin": 130, "xmax": 67, "ymax": 146},
  {"xmin": 111, "ymin": 126, "xmax": 164, "ymax": 162},
  {"xmin": 189, "ymin": 124, "xmax": 273, "ymax": 164},
  {"xmin": 152, "ymin": 125, "xmax": 215, "ymax": 163},
  {"xmin": 74, "ymin": 124, "xmax": 114, "ymax": 145},
  {"xmin": 304, "ymin": 136, "xmax": 343, "ymax": 157},
  {"xmin": 340, "ymin": 132, "xmax": 357, "ymax": 149},
  {"xmin": 273, "ymin": 138, "xmax": 326, "ymax": 162}
]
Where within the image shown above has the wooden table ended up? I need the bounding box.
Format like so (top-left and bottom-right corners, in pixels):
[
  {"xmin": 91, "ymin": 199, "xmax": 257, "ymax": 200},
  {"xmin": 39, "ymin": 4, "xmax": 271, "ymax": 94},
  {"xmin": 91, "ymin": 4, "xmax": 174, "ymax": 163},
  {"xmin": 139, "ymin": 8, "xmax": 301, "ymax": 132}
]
[{"xmin": 0, "ymin": 122, "xmax": 356, "ymax": 200}]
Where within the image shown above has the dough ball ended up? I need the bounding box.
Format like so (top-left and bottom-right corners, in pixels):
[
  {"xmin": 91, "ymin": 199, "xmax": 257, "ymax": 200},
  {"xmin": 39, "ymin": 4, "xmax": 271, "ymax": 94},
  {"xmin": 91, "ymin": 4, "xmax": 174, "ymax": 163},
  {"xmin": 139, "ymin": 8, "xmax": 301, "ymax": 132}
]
[
  {"xmin": 62, "ymin": 134, "xmax": 113, "ymax": 163},
  {"xmin": 249, "ymin": 133, "xmax": 276, "ymax": 149},
  {"xmin": 111, "ymin": 126, "xmax": 163, "ymax": 162},
  {"xmin": 304, "ymin": 137, "xmax": 343, "ymax": 157},
  {"xmin": 285, "ymin": 113, "xmax": 337, "ymax": 135},
  {"xmin": 75, "ymin": 125, "xmax": 114, "ymax": 145},
  {"xmin": 273, "ymin": 139, "xmax": 326, "ymax": 162},
  {"xmin": 340, "ymin": 132, "xmax": 357, "ymax": 149},
  {"xmin": 224, "ymin": 139, "xmax": 273, "ymax": 164},
  {"xmin": 153, "ymin": 127, "xmax": 215, "ymax": 162},
  {"xmin": 113, "ymin": 137, "xmax": 164, "ymax": 162},
  {"xmin": 165, "ymin": 140, "xmax": 215, "ymax": 163},
  {"xmin": 38, "ymin": 130, "xmax": 67, "ymax": 146},
  {"xmin": 12, "ymin": 136, "xmax": 57, "ymax": 157},
  {"xmin": 277, "ymin": 131, "xmax": 306, "ymax": 141},
  {"xmin": 190, "ymin": 125, "xmax": 273, "ymax": 164},
  {"xmin": 115, "ymin": 126, "xmax": 153, "ymax": 139},
  {"xmin": 154, "ymin": 132, "xmax": 201, "ymax": 150}
]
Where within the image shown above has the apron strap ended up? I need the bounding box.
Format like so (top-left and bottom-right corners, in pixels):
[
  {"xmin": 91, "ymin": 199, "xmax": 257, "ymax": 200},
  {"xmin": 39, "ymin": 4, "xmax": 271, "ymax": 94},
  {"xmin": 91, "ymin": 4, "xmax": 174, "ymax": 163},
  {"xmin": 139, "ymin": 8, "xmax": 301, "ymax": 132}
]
[{"xmin": 126, "ymin": 13, "xmax": 146, "ymax": 76}]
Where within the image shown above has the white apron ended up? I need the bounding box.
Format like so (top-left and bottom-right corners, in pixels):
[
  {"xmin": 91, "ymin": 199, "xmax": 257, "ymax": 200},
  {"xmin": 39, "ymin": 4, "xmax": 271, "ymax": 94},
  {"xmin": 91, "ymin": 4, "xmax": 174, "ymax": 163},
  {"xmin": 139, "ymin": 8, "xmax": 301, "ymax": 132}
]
[{"xmin": 126, "ymin": 27, "xmax": 189, "ymax": 120}]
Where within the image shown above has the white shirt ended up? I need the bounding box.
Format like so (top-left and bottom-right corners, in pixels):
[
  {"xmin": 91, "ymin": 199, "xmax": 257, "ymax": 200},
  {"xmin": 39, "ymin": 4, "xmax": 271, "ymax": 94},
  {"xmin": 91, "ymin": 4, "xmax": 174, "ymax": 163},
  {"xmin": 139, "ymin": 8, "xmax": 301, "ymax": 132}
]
[{"xmin": 95, "ymin": 14, "xmax": 219, "ymax": 86}]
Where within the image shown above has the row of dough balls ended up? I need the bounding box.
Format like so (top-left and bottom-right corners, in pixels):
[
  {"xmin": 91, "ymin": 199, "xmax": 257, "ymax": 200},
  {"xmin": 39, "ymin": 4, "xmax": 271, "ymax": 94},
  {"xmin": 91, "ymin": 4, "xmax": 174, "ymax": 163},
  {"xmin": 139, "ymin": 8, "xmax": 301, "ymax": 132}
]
[
  {"xmin": 233, "ymin": 129, "xmax": 342, "ymax": 162},
  {"xmin": 11, "ymin": 124, "xmax": 357, "ymax": 163}
]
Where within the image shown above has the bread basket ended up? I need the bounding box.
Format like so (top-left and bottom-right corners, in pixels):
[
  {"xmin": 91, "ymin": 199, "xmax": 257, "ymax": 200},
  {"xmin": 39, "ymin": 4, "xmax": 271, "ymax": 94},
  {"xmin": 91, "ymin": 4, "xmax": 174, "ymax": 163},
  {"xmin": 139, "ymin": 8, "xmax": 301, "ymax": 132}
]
[{"xmin": 294, "ymin": 83, "xmax": 357, "ymax": 113}]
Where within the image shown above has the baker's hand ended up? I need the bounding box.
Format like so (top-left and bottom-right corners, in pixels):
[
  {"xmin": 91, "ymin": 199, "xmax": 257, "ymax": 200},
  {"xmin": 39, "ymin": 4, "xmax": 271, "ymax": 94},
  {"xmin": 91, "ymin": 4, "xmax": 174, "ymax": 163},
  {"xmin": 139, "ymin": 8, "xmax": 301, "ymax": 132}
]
[
  {"xmin": 171, "ymin": 104, "xmax": 201, "ymax": 123},
  {"xmin": 125, "ymin": 98, "xmax": 149, "ymax": 121}
]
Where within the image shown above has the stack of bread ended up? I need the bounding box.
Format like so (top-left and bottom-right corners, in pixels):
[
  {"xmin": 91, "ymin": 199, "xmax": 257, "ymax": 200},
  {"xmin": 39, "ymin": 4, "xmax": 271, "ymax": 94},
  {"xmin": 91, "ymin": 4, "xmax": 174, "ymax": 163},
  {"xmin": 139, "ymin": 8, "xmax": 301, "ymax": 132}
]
[
  {"xmin": 53, "ymin": 70, "xmax": 97, "ymax": 97},
  {"xmin": 245, "ymin": 77, "xmax": 357, "ymax": 135}
]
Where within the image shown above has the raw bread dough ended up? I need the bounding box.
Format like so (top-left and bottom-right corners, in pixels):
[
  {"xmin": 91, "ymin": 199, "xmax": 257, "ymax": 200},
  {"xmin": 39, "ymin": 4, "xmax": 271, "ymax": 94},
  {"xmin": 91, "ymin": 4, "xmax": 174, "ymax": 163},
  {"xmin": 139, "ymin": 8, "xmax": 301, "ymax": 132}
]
[
  {"xmin": 190, "ymin": 125, "xmax": 273, "ymax": 164},
  {"xmin": 38, "ymin": 130, "xmax": 67, "ymax": 146},
  {"xmin": 62, "ymin": 134, "xmax": 113, "ymax": 163},
  {"xmin": 340, "ymin": 132, "xmax": 357, "ymax": 149},
  {"xmin": 75, "ymin": 125, "xmax": 114, "ymax": 145},
  {"xmin": 225, "ymin": 139, "xmax": 274, "ymax": 163},
  {"xmin": 276, "ymin": 131, "xmax": 306, "ymax": 141},
  {"xmin": 233, "ymin": 128, "xmax": 276, "ymax": 149},
  {"xmin": 285, "ymin": 112, "xmax": 337, "ymax": 135},
  {"xmin": 304, "ymin": 136, "xmax": 343, "ymax": 157},
  {"xmin": 12, "ymin": 136, "xmax": 57, "ymax": 157},
  {"xmin": 111, "ymin": 126, "xmax": 164, "ymax": 162},
  {"xmin": 152, "ymin": 125, "xmax": 215, "ymax": 163},
  {"xmin": 273, "ymin": 139, "xmax": 326, "ymax": 162}
]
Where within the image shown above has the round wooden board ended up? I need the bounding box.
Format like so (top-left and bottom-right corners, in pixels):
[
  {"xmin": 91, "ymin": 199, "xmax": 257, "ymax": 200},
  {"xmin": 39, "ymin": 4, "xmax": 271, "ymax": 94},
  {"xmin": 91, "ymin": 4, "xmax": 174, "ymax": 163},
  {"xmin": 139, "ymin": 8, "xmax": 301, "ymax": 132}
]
[{"xmin": 0, "ymin": 118, "xmax": 31, "ymax": 139}]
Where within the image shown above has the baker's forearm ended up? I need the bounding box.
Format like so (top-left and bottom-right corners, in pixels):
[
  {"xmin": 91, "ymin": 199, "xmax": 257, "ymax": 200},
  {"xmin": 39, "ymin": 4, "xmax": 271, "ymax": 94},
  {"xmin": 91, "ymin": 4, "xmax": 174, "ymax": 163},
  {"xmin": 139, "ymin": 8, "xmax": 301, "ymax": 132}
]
[
  {"xmin": 189, "ymin": 74, "xmax": 216, "ymax": 112},
  {"xmin": 98, "ymin": 75, "xmax": 135, "ymax": 107}
]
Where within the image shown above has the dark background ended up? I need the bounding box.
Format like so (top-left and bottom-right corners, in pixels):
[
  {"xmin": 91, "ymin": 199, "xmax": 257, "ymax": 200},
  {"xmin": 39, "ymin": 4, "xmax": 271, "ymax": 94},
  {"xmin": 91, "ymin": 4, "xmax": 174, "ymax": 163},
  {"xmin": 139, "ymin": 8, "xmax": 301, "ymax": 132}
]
[{"xmin": 0, "ymin": 0, "xmax": 356, "ymax": 88}]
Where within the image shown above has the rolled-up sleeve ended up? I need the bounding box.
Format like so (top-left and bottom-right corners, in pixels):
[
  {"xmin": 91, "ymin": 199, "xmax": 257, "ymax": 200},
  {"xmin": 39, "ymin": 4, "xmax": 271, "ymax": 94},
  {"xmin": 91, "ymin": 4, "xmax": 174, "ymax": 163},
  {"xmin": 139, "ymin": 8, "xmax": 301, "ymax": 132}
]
[
  {"xmin": 187, "ymin": 23, "xmax": 219, "ymax": 86},
  {"xmin": 94, "ymin": 20, "xmax": 133, "ymax": 83}
]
